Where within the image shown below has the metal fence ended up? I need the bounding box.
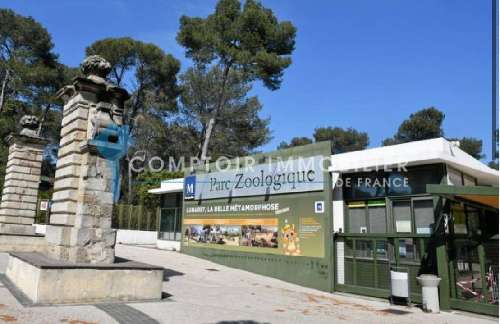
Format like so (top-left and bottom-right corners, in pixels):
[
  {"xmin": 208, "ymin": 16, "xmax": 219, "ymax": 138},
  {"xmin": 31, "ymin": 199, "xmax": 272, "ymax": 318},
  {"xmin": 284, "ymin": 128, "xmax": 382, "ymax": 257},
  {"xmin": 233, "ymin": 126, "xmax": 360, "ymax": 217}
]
[{"xmin": 112, "ymin": 204, "xmax": 160, "ymax": 232}]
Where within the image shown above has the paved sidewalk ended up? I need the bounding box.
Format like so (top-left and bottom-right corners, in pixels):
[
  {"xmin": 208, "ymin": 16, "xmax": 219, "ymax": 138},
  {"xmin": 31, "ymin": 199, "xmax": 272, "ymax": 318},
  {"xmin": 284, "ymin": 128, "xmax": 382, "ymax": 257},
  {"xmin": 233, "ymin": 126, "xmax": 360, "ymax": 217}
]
[{"xmin": 0, "ymin": 244, "xmax": 496, "ymax": 324}]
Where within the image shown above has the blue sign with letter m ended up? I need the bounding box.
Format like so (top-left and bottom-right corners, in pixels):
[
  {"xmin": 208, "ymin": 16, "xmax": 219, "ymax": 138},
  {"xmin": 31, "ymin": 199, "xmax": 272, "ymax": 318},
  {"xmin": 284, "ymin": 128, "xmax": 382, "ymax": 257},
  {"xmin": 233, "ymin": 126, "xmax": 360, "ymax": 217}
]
[{"xmin": 184, "ymin": 175, "xmax": 196, "ymax": 200}]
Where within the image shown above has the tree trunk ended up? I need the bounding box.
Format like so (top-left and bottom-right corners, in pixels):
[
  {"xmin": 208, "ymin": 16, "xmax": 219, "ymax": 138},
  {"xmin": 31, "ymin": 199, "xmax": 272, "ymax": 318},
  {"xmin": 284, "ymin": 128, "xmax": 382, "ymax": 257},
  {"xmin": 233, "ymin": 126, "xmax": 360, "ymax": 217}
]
[
  {"xmin": 0, "ymin": 69, "xmax": 9, "ymax": 113},
  {"xmin": 37, "ymin": 103, "xmax": 51, "ymax": 136},
  {"xmin": 200, "ymin": 117, "xmax": 215, "ymax": 162},
  {"xmin": 199, "ymin": 64, "xmax": 231, "ymax": 162}
]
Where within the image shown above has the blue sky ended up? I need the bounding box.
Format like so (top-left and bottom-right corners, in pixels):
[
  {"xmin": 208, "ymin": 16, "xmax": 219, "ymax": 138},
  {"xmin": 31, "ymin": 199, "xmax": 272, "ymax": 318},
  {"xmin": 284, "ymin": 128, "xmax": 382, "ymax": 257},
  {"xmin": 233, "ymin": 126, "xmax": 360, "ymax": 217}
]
[{"xmin": 1, "ymin": 0, "xmax": 496, "ymax": 160}]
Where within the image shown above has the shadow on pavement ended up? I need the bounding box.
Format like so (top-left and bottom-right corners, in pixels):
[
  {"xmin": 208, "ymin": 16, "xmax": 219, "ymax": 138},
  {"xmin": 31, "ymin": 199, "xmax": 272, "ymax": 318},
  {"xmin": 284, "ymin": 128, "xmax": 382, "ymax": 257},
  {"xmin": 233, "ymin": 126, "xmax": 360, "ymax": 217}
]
[{"xmin": 162, "ymin": 268, "xmax": 184, "ymax": 282}]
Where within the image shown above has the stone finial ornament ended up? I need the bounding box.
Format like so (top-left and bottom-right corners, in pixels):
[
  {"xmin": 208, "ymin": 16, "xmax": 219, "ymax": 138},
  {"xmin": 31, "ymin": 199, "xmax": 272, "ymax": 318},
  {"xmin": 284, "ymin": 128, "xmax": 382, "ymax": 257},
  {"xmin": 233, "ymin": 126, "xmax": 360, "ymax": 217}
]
[
  {"xmin": 81, "ymin": 55, "xmax": 112, "ymax": 84},
  {"xmin": 19, "ymin": 115, "xmax": 40, "ymax": 137}
]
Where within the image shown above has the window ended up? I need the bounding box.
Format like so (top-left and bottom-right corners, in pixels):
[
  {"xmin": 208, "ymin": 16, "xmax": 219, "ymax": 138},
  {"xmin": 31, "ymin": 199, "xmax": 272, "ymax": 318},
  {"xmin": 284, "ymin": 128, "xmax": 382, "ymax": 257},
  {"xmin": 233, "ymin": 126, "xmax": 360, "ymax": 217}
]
[
  {"xmin": 393, "ymin": 200, "xmax": 412, "ymax": 233},
  {"xmin": 347, "ymin": 200, "xmax": 387, "ymax": 234},
  {"xmin": 348, "ymin": 203, "xmax": 367, "ymax": 233},
  {"xmin": 451, "ymin": 203, "xmax": 467, "ymax": 234},
  {"xmin": 375, "ymin": 240, "xmax": 388, "ymax": 260},
  {"xmin": 463, "ymin": 173, "xmax": 476, "ymax": 186},
  {"xmin": 343, "ymin": 164, "xmax": 445, "ymax": 199},
  {"xmin": 448, "ymin": 166, "xmax": 463, "ymax": 185},
  {"xmin": 414, "ymin": 199, "xmax": 435, "ymax": 234},
  {"xmin": 368, "ymin": 201, "xmax": 387, "ymax": 233},
  {"xmin": 387, "ymin": 164, "xmax": 444, "ymax": 196},
  {"xmin": 355, "ymin": 240, "xmax": 373, "ymax": 258},
  {"xmin": 398, "ymin": 238, "xmax": 419, "ymax": 261}
]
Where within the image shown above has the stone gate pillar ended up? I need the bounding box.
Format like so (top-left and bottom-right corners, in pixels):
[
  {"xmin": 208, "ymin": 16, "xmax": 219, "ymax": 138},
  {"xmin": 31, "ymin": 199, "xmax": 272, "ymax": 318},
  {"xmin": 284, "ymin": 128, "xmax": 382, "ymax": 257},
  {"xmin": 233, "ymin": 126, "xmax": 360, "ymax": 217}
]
[
  {"xmin": 46, "ymin": 55, "xmax": 129, "ymax": 264},
  {"xmin": 0, "ymin": 116, "xmax": 48, "ymax": 235}
]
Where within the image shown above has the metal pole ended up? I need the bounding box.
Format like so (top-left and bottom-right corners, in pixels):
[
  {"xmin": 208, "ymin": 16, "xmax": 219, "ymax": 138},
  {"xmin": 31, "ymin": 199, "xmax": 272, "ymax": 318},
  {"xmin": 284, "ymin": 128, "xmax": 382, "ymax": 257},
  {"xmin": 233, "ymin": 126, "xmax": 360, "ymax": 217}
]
[{"xmin": 493, "ymin": 0, "xmax": 498, "ymax": 161}]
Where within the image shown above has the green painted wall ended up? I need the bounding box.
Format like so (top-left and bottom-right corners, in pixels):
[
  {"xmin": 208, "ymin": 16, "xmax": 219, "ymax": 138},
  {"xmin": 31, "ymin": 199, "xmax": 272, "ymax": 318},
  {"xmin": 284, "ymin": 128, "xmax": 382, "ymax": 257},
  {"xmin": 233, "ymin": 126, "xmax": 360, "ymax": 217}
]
[{"xmin": 181, "ymin": 142, "xmax": 334, "ymax": 292}]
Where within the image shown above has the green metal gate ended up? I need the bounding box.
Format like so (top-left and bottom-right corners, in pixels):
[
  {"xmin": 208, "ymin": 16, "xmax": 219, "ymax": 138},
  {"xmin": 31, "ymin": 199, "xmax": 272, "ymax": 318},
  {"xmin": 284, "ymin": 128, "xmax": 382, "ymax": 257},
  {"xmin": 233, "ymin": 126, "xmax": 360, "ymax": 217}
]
[{"xmin": 334, "ymin": 233, "xmax": 431, "ymax": 302}]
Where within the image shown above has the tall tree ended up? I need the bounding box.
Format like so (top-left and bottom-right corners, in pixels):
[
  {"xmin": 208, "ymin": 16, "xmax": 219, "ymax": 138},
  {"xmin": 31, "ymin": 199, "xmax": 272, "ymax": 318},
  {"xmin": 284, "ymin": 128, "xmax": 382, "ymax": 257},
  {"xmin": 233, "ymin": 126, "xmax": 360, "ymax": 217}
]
[
  {"xmin": 277, "ymin": 137, "xmax": 312, "ymax": 149},
  {"xmin": 179, "ymin": 65, "xmax": 270, "ymax": 159},
  {"xmin": 448, "ymin": 137, "xmax": 484, "ymax": 160},
  {"xmin": 86, "ymin": 37, "xmax": 181, "ymax": 203},
  {"xmin": 383, "ymin": 107, "xmax": 444, "ymax": 145},
  {"xmin": 86, "ymin": 37, "xmax": 181, "ymax": 132},
  {"xmin": 177, "ymin": 0, "xmax": 296, "ymax": 160},
  {"xmin": 314, "ymin": 127, "xmax": 369, "ymax": 154},
  {"xmin": 0, "ymin": 9, "xmax": 73, "ymax": 188}
]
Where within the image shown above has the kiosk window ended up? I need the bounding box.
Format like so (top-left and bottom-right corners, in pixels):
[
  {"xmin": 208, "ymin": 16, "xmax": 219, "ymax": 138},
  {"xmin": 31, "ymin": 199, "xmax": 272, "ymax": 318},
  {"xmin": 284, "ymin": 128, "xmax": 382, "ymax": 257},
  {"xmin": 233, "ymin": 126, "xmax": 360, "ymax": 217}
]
[
  {"xmin": 393, "ymin": 200, "xmax": 412, "ymax": 233},
  {"xmin": 414, "ymin": 199, "xmax": 434, "ymax": 234},
  {"xmin": 349, "ymin": 205, "xmax": 367, "ymax": 233},
  {"xmin": 368, "ymin": 205, "xmax": 386, "ymax": 233}
]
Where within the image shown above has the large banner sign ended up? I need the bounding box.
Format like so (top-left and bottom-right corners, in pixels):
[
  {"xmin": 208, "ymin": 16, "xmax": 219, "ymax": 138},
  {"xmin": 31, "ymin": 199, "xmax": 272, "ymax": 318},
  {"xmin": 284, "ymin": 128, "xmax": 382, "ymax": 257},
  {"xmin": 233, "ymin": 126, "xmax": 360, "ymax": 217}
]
[{"xmin": 184, "ymin": 155, "xmax": 325, "ymax": 200}]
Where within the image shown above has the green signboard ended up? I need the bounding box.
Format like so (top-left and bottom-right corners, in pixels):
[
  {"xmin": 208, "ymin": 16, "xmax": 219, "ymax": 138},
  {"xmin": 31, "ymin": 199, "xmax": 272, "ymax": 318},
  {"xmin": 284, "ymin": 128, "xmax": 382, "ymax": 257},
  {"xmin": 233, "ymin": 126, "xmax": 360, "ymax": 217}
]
[{"xmin": 181, "ymin": 141, "xmax": 334, "ymax": 292}]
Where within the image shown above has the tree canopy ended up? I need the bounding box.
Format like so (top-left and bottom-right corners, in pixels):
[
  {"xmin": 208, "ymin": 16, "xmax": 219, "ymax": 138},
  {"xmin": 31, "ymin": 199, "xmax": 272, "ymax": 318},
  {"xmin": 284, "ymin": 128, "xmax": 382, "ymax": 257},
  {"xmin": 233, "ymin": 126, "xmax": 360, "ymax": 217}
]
[
  {"xmin": 177, "ymin": 0, "xmax": 296, "ymax": 160},
  {"xmin": 382, "ymin": 107, "xmax": 444, "ymax": 145},
  {"xmin": 314, "ymin": 127, "xmax": 369, "ymax": 154},
  {"xmin": 86, "ymin": 37, "xmax": 181, "ymax": 131},
  {"xmin": 179, "ymin": 65, "xmax": 270, "ymax": 159},
  {"xmin": 277, "ymin": 137, "xmax": 313, "ymax": 149}
]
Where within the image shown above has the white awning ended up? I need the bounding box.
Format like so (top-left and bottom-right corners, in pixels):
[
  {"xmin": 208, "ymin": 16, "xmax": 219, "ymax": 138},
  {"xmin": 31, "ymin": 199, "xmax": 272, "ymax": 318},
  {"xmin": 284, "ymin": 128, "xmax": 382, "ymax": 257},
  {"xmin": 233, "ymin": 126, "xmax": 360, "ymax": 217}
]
[
  {"xmin": 148, "ymin": 178, "xmax": 184, "ymax": 195},
  {"xmin": 329, "ymin": 137, "xmax": 498, "ymax": 186}
]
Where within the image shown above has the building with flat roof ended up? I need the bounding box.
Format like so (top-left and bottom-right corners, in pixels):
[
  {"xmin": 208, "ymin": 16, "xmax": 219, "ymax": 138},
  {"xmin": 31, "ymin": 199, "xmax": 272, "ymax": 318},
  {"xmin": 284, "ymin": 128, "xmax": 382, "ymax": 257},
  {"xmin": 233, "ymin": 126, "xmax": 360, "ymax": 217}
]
[{"xmin": 149, "ymin": 137, "xmax": 498, "ymax": 315}]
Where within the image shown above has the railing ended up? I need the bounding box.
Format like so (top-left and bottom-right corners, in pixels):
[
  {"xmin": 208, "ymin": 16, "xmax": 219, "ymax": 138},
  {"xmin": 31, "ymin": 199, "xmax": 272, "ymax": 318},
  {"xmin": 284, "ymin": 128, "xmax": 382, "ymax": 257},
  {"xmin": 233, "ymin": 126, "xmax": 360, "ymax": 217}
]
[{"xmin": 112, "ymin": 204, "xmax": 160, "ymax": 231}]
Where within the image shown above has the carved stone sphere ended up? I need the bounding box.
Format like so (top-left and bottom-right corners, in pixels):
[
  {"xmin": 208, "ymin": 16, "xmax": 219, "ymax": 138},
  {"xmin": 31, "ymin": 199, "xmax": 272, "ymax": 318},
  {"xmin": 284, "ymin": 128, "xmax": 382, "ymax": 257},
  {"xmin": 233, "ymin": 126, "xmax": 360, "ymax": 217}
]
[
  {"xmin": 81, "ymin": 55, "xmax": 111, "ymax": 78},
  {"xmin": 19, "ymin": 115, "xmax": 39, "ymax": 137}
]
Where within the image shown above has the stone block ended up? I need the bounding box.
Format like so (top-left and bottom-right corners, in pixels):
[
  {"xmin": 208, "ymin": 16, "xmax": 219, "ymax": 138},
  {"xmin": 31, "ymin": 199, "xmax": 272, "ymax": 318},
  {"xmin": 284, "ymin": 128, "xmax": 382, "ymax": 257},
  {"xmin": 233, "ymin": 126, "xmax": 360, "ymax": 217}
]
[
  {"xmin": 5, "ymin": 172, "xmax": 41, "ymax": 183},
  {"xmin": 60, "ymin": 119, "xmax": 88, "ymax": 138},
  {"xmin": 62, "ymin": 107, "xmax": 88, "ymax": 128},
  {"xmin": 8, "ymin": 150, "xmax": 43, "ymax": 162},
  {"xmin": 56, "ymin": 153, "xmax": 82, "ymax": 169},
  {"xmin": 1, "ymin": 194, "xmax": 38, "ymax": 204},
  {"xmin": 51, "ymin": 190, "xmax": 78, "ymax": 202},
  {"xmin": 57, "ymin": 141, "xmax": 82, "ymax": 158},
  {"xmin": 50, "ymin": 201, "xmax": 77, "ymax": 214},
  {"xmin": 0, "ymin": 210, "xmax": 36, "ymax": 219},
  {"xmin": 0, "ymin": 234, "xmax": 46, "ymax": 253},
  {"xmin": 2, "ymin": 187, "xmax": 37, "ymax": 196},
  {"xmin": 48, "ymin": 213, "xmax": 75, "ymax": 226},
  {"xmin": 59, "ymin": 130, "xmax": 86, "ymax": 147},
  {"xmin": 53, "ymin": 177, "xmax": 79, "ymax": 191},
  {"xmin": 3, "ymin": 179, "xmax": 40, "ymax": 189},
  {"xmin": 45, "ymin": 225, "xmax": 72, "ymax": 246},
  {"xmin": 7, "ymin": 158, "xmax": 41, "ymax": 168},
  {"xmin": 54, "ymin": 164, "xmax": 81, "ymax": 180},
  {"xmin": 0, "ymin": 223, "xmax": 36, "ymax": 235},
  {"xmin": 0, "ymin": 201, "xmax": 37, "ymax": 211}
]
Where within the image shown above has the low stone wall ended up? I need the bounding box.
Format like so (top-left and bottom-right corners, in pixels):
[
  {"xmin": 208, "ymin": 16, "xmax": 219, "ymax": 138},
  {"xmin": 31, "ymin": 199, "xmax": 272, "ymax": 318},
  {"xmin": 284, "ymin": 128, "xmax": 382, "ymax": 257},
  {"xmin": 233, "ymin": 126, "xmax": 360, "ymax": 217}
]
[
  {"xmin": 156, "ymin": 239, "xmax": 181, "ymax": 251},
  {"xmin": 116, "ymin": 230, "xmax": 157, "ymax": 245},
  {"xmin": 6, "ymin": 252, "xmax": 164, "ymax": 304},
  {"xmin": 0, "ymin": 234, "xmax": 46, "ymax": 253}
]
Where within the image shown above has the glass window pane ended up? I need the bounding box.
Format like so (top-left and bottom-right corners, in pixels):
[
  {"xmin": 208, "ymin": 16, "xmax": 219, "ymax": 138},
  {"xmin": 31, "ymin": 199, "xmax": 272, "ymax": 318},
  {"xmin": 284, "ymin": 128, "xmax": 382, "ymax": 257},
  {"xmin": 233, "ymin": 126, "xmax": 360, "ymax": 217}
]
[
  {"xmin": 388, "ymin": 165, "xmax": 444, "ymax": 196},
  {"xmin": 466, "ymin": 207, "xmax": 481, "ymax": 236},
  {"xmin": 368, "ymin": 206, "xmax": 387, "ymax": 233},
  {"xmin": 398, "ymin": 238, "xmax": 417, "ymax": 261},
  {"xmin": 349, "ymin": 207, "xmax": 367, "ymax": 233},
  {"xmin": 448, "ymin": 167, "xmax": 463, "ymax": 185},
  {"xmin": 375, "ymin": 240, "xmax": 388, "ymax": 260},
  {"xmin": 394, "ymin": 201, "xmax": 412, "ymax": 233},
  {"xmin": 345, "ymin": 239, "xmax": 353, "ymax": 257},
  {"xmin": 463, "ymin": 173, "xmax": 476, "ymax": 186},
  {"xmin": 452, "ymin": 203, "xmax": 467, "ymax": 235},
  {"xmin": 414, "ymin": 200, "xmax": 435, "ymax": 234},
  {"xmin": 356, "ymin": 240, "xmax": 373, "ymax": 258}
]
